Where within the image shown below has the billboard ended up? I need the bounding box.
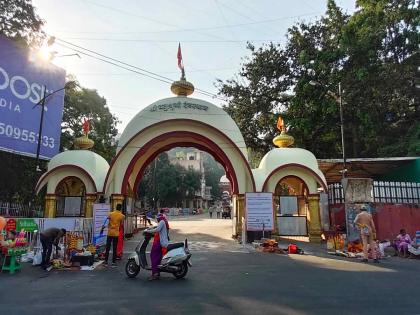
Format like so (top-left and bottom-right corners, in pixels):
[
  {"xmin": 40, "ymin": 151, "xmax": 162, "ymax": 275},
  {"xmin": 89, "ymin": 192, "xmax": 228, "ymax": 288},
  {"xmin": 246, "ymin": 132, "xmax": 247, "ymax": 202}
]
[{"xmin": 0, "ymin": 36, "xmax": 66, "ymax": 159}]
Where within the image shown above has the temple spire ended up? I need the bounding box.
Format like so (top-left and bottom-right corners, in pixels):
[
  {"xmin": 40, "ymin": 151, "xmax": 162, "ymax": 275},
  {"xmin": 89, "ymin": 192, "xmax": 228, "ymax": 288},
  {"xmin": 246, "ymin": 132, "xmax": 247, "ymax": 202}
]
[
  {"xmin": 74, "ymin": 118, "xmax": 94, "ymax": 150},
  {"xmin": 273, "ymin": 116, "xmax": 294, "ymax": 148},
  {"xmin": 171, "ymin": 43, "xmax": 194, "ymax": 96}
]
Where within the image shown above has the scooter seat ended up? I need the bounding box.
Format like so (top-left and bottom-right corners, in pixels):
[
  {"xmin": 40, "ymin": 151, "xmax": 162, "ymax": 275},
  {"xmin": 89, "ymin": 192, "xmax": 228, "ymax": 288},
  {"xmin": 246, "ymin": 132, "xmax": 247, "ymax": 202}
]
[{"xmin": 167, "ymin": 242, "xmax": 184, "ymax": 251}]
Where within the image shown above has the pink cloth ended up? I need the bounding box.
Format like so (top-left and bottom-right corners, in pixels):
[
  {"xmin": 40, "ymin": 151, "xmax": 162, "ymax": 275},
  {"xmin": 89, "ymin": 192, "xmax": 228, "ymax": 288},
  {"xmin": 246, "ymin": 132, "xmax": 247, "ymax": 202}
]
[{"xmin": 395, "ymin": 234, "xmax": 411, "ymax": 252}]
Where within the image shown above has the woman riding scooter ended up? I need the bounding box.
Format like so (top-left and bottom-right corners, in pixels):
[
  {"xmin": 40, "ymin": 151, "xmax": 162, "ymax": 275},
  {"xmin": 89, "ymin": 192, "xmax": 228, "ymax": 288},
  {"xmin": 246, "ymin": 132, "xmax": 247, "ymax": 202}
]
[{"xmin": 148, "ymin": 213, "xmax": 169, "ymax": 280}]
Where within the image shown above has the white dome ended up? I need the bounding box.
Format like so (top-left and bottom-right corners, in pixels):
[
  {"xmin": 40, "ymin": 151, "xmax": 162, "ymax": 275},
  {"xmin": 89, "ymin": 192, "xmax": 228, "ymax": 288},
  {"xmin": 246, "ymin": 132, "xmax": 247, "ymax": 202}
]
[
  {"xmin": 219, "ymin": 175, "xmax": 230, "ymax": 183},
  {"xmin": 48, "ymin": 150, "xmax": 109, "ymax": 191},
  {"xmin": 253, "ymin": 147, "xmax": 327, "ymax": 191},
  {"xmin": 258, "ymin": 148, "xmax": 319, "ymax": 173},
  {"xmin": 117, "ymin": 96, "xmax": 248, "ymax": 158}
]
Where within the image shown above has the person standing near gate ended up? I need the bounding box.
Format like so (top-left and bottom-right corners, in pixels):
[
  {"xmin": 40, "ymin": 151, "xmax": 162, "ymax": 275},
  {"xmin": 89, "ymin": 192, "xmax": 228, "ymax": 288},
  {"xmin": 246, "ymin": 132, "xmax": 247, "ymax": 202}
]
[
  {"xmin": 354, "ymin": 205, "xmax": 378, "ymax": 263},
  {"xmin": 209, "ymin": 206, "xmax": 214, "ymax": 218},
  {"xmin": 40, "ymin": 228, "xmax": 66, "ymax": 270},
  {"xmin": 216, "ymin": 206, "xmax": 222, "ymax": 219},
  {"xmin": 103, "ymin": 203, "xmax": 125, "ymax": 267}
]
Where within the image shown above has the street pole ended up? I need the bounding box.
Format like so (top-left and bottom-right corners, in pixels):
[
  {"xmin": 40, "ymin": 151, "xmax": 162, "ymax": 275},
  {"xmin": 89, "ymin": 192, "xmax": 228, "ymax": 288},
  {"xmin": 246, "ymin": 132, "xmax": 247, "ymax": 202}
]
[
  {"xmin": 35, "ymin": 85, "xmax": 47, "ymax": 172},
  {"xmin": 338, "ymin": 82, "xmax": 346, "ymax": 180},
  {"xmin": 33, "ymin": 82, "xmax": 75, "ymax": 171}
]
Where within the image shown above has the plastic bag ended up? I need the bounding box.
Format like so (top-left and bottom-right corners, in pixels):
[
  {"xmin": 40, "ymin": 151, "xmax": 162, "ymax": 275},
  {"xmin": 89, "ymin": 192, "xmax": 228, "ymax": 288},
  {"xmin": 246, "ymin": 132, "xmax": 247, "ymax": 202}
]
[
  {"xmin": 32, "ymin": 251, "xmax": 42, "ymax": 266},
  {"xmin": 21, "ymin": 251, "xmax": 34, "ymax": 263}
]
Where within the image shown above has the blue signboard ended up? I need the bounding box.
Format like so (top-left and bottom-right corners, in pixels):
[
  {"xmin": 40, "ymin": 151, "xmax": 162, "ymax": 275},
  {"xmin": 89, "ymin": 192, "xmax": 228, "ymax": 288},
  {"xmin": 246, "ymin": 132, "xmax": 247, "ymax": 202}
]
[{"xmin": 0, "ymin": 36, "xmax": 66, "ymax": 159}]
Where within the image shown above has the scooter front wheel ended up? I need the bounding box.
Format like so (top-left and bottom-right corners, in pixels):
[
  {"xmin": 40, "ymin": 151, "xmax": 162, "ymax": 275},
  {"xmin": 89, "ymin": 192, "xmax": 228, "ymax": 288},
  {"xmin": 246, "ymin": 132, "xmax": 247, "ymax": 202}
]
[
  {"xmin": 125, "ymin": 259, "xmax": 140, "ymax": 278},
  {"xmin": 172, "ymin": 261, "xmax": 188, "ymax": 279}
]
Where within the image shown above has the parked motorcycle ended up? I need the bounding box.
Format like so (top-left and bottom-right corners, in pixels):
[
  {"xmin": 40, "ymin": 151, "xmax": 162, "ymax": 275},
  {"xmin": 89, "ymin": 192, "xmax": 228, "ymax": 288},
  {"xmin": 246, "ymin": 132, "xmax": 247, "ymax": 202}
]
[{"xmin": 125, "ymin": 229, "xmax": 192, "ymax": 279}]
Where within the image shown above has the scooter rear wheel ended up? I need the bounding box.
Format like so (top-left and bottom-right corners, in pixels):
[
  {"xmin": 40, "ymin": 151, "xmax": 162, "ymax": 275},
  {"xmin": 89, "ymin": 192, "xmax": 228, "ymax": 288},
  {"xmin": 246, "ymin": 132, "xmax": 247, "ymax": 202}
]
[
  {"xmin": 172, "ymin": 261, "xmax": 188, "ymax": 279},
  {"xmin": 126, "ymin": 259, "xmax": 140, "ymax": 278}
]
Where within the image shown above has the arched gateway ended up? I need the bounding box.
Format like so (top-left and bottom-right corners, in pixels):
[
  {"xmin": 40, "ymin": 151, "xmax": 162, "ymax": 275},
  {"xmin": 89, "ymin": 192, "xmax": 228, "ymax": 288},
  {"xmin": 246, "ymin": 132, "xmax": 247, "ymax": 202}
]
[
  {"xmin": 36, "ymin": 76, "xmax": 327, "ymax": 242},
  {"xmin": 104, "ymin": 78, "xmax": 255, "ymax": 237}
]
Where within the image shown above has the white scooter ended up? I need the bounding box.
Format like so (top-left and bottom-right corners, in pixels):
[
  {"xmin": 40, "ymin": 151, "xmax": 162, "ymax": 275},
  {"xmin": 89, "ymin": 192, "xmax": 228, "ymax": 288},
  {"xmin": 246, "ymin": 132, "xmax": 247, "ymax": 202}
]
[{"xmin": 125, "ymin": 229, "xmax": 192, "ymax": 279}]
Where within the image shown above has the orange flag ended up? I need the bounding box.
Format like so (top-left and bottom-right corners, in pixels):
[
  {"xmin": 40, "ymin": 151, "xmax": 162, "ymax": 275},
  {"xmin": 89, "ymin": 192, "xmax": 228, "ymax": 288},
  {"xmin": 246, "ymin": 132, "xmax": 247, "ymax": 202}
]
[
  {"xmin": 82, "ymin": 118, "xmax": 90, "ymax": 135},
  {"xmin": 277, "ymin": 117, "xmax": 285, "ymax": 132}
]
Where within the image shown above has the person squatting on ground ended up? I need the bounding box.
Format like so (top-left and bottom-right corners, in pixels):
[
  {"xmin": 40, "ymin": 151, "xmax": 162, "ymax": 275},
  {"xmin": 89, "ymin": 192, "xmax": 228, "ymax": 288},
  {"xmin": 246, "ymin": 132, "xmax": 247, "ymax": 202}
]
[
  {"xmin": 148, "ymin": 213, "xmax": 169, "ymax": 280},
  {"xmin": 103, "ymin": 203, "xmax": 125, "ymax": 267},
  {"xmin": 395, "ymin": 229, "xmax": 412, "ymax": 257},
  {"xmin": 40, "ymin": 228, "xmax": 66, "ymax": 270},
  {"xmin": 354, "ymin": 205, "xmax": 378, "ymax": 263}
]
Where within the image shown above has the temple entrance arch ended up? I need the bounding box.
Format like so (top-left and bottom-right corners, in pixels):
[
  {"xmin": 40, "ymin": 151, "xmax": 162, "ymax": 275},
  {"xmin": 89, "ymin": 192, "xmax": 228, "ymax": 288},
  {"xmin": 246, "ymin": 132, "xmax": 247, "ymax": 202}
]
[
  {"xmin": 103, "ymin": 91, "xmax": 256, "ymax": 237},
  {"xmin": 104, "ymin": 119, "xmax": 255, "ymax": 196}
]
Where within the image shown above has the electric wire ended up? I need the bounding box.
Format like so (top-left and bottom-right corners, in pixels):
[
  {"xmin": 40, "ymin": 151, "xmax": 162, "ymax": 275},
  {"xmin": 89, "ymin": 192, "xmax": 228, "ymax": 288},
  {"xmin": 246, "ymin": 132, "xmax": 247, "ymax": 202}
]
[
  {"xmin": 55, "ymin": 38, "xmax": 227, "ymax": 100},
  {"xmin": 62, "ymin": 3, "xmax": 320, "ymax": 35},
  {"xmin": 59, "ymin": 38, "xmax": 280, "ymax": 43}
]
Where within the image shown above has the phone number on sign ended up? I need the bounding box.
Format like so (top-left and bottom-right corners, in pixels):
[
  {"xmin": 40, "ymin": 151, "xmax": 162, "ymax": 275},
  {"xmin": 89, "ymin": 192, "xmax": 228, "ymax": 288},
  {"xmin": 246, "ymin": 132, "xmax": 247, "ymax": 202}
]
[{"xmin": 0, "ymin": 123, "xmax": 55, "ymax": 148}]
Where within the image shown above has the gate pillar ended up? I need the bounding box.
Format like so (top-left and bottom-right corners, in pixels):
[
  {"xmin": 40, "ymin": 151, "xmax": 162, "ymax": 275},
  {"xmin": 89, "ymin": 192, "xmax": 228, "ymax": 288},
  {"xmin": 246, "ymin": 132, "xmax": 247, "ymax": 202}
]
[
  {"xmin": 44, "ymin": 194, "xmax": 57, "ymax": 218},
  {"xmin": 85, "ymin": 194, "xmax": 97, "ymax": 218},
  {"xmin": 233, "ymin": 194, "xmax": 245, "ymax": 239},
  {"xmin": 307, "ymin": 194, "xmax": 322, "ymax": 242}
]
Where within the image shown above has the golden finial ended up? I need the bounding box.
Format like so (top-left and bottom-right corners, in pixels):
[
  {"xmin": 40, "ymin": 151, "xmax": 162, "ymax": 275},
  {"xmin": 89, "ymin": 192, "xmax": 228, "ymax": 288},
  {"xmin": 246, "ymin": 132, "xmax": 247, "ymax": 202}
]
[
  {"xmin": 171, "ymin": 43, "xmax": 194, "ymax": 96},
  {"xmin": 73, "ymin": 118, "xmax": 94, "ymax": 150},
  {"xmin": 273, "ymin": 116, "xmax": 294, "ymax": 148}
]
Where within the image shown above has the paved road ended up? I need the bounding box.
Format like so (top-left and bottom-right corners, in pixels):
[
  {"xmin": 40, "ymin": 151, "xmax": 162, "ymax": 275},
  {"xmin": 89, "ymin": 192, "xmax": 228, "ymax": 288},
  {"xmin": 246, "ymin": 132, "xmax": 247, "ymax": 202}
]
[{"xmin": 1, "ymin": 214, "xmax": 419, "ymax": 315}]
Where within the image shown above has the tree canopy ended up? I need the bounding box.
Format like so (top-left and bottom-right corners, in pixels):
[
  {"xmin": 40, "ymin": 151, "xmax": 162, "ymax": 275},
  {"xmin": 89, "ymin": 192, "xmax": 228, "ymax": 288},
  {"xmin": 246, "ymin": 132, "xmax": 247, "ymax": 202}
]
[
  {"xmin": 0, "ymin": 0, "xmax": 45, "ymax": 46},
  {"xmin": 138, "ymin": 152, "xmax": 202, "ymax": 208},
  {"xmin": 61, "ymin": 82, "xmax": 119, "ymax": 162},
  {"xmin": 218, "ymin": 0, "xmax": 419, "ymax": 159}
]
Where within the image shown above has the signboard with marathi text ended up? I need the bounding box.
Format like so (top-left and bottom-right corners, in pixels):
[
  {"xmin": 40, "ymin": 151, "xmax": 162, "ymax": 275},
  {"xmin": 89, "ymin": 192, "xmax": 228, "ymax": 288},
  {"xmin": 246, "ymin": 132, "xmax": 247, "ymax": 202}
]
[
  {"xmin": 0, "ymin": 35, "xmax": 66, "ymax": 159},
  {"xmin": 245, "ymin": 192, "xmax": 274, "ymax": 231}
]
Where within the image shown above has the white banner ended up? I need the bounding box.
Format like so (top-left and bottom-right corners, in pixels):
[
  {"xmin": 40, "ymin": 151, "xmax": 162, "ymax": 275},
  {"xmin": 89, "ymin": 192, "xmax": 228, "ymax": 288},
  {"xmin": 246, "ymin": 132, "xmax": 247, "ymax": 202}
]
[
  {"xmin": 43, "ymin": 218, "xmax": 77, "ymax": 231},
  {"xmin": 246, "ymin": 192, "xmax": 274, "ymax": 231},
  {"xmin": 93, "ymin": 203, "xmax": 110, "ymax": 246}
]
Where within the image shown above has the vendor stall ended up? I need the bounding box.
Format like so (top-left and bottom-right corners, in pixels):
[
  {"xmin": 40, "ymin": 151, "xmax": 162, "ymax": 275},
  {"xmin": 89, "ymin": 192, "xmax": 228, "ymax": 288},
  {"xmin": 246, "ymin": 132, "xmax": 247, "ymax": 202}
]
[{"xmin": 1, "ymin": 230, "xmax": 28, "ymax": 274}]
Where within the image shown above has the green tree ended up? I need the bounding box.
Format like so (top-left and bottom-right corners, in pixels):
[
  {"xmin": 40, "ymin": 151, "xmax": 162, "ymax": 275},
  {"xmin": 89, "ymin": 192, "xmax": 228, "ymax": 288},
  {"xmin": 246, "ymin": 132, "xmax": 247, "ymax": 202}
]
[
  {"xmin": 217, "ymin": 42, "xmax": 292, "ymax": 156},
  {"xmin": 341, "ymin": 0, "xmax": 419, "ymax": 157},
  {"xmin": 138, "ymin": 153, "xmax": 202, "ymax": 208},
  {"xmin": 282, "ymin": 0, "xmax": 348, "ymax": 158},
  {"xmin": 61, "ymin": 82, "xmax": 119, "ymax": 162},
  {"xmin": 0, "ymin": 0, "xmax": 45, "ymax": 46},
  {"xmin": 218, "ymin": 0, "xmax": 419, "ymax": 160},
  {"xmin": 203, "ymin": 153, "xmax": 224, "ymax": 200}
]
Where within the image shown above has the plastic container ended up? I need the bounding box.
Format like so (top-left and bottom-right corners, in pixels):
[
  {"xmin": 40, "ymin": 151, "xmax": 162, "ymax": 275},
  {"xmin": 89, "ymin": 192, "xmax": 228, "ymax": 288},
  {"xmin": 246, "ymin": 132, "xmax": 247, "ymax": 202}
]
[{"xmin": 288, "ymin": 244, "xmax": 298, "ymax": 254}]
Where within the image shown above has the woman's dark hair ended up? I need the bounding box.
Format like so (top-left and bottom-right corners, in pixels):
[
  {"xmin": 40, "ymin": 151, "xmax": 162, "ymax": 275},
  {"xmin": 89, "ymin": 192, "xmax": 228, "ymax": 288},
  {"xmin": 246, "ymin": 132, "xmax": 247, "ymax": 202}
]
[{"xmin": 400, "ymin": 229, "xmax": 406, "ymax": 234}]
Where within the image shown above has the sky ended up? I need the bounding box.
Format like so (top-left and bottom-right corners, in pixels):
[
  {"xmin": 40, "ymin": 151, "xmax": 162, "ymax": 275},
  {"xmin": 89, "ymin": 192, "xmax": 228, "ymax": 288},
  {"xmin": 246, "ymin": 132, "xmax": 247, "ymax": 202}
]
[{"xmin": 32, "ymin": 0, "xmax": 356, "ymax": 133}]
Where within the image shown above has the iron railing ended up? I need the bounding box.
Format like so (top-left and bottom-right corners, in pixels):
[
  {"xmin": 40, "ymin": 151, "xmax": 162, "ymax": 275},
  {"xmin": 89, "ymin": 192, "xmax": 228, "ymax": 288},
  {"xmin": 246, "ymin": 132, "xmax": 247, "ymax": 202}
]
[
  {"xmin": 0, "ymin": 201, "xmax": 43, "ymax": 217},
  {"xmin": 328, "ymin": 181, "xmax": 420, "ymax": 204}
]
